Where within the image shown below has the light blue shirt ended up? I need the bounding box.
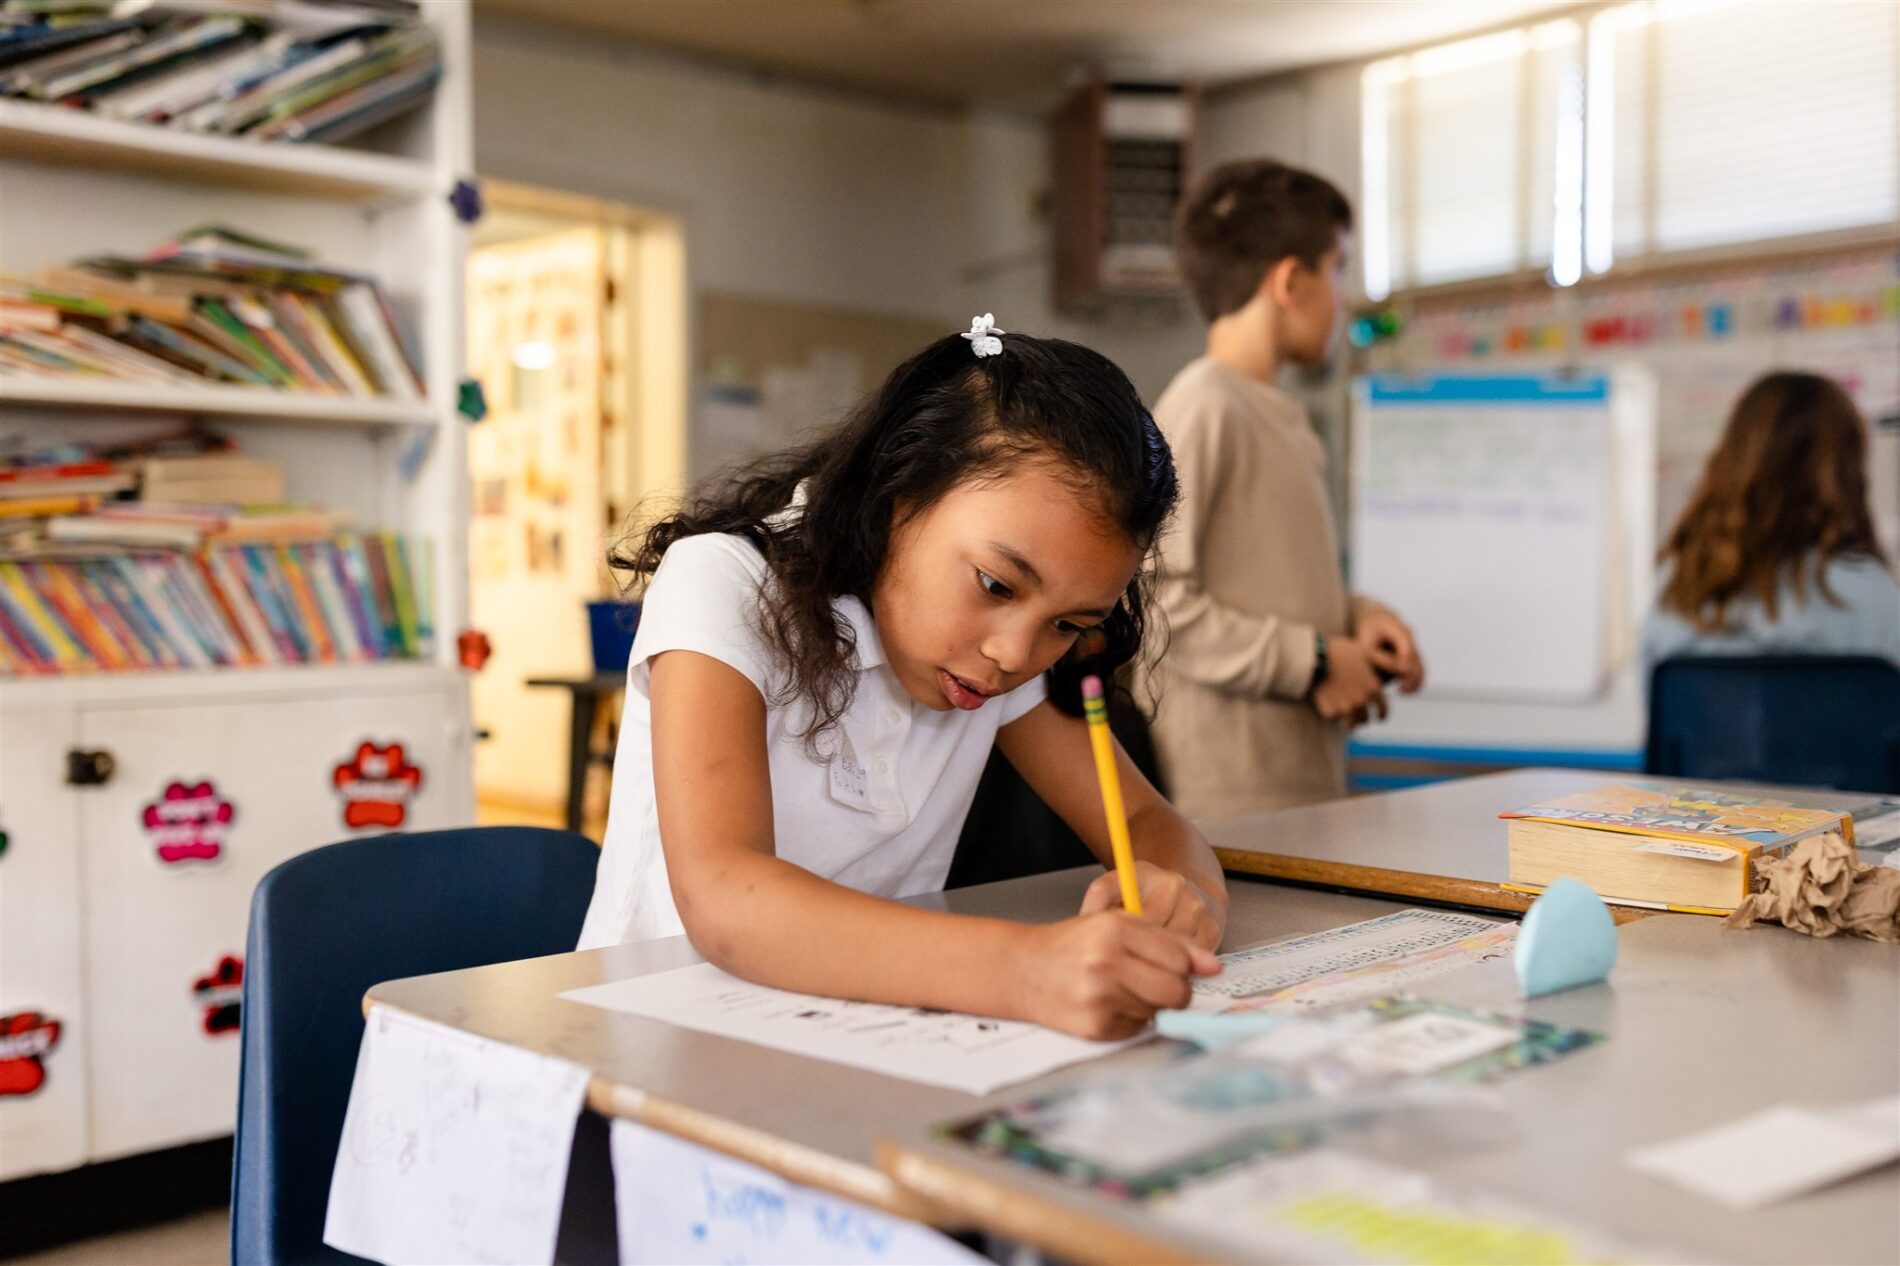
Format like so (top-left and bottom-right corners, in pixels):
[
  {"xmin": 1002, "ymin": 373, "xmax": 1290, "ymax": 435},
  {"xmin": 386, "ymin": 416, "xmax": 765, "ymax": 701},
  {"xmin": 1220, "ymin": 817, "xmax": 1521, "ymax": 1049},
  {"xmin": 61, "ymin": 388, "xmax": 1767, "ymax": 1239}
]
[{"xmin": 1642, "ymin": 554, "xmax": 1900, "ymax": 677}]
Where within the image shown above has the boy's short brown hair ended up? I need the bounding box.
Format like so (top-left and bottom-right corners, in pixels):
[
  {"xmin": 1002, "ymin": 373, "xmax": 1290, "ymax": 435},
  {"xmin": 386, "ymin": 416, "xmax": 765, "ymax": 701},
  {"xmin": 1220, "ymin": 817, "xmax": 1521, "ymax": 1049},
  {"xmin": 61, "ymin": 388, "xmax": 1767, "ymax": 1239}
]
[{"xmin": 1175, "ymin": 160, "xmax": 1353, "ymax": 322}]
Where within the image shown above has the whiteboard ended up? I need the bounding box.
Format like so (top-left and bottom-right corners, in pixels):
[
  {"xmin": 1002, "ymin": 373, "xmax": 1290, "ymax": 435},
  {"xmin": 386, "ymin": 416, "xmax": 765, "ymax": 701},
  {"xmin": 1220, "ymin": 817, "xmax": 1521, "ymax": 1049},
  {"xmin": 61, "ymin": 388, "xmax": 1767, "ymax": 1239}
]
[{"xmin": 1350, "ymin": 374, "xmax": 1649, "ymax": 700}]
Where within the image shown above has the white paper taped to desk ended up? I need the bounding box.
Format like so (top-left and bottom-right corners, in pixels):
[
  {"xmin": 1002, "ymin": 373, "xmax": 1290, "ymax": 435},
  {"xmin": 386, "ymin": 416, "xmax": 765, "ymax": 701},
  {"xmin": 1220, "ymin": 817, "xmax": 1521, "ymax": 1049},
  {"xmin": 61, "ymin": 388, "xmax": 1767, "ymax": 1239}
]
[{"xmin": 324, "ymin": 1005, "xmax": 590, "ymax": 1266}]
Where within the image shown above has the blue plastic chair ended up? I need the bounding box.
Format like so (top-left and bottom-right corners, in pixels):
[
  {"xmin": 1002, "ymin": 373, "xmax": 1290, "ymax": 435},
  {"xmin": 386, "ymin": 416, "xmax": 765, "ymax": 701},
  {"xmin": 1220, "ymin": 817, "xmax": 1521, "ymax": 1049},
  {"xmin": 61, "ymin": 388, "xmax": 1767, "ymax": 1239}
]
[
  {"xmin": 1645, "ymin": 655, "xmax": 1900, "ymax": 792},
  {"xmin": 230, "ymin": 826, "xmax": 599, "ymax": 1266}
]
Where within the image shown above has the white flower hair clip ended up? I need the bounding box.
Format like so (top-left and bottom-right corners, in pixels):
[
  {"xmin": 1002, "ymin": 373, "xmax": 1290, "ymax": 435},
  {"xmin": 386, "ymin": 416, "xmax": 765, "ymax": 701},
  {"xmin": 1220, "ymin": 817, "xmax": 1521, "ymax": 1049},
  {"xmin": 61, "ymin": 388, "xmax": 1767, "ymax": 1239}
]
[{"xmin": 961, "ymin": 313, "xmax": 1007, "ymax": 358}]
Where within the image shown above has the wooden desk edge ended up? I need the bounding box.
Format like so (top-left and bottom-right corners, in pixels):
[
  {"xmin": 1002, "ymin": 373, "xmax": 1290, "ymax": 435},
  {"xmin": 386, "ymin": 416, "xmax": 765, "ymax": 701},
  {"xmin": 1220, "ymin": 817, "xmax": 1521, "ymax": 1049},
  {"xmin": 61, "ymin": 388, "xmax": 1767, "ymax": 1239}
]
[
  {"xmin": 359, "ymin": 991, "xmax": 936, "ymax": 1223},
  {"xmin": 877, "ymin": 1139, "xmax": 1206, "ymax": 1266},
  {"xmin": 1214, "ymin": 848, "xmax": 1652, "ymax": 925}
]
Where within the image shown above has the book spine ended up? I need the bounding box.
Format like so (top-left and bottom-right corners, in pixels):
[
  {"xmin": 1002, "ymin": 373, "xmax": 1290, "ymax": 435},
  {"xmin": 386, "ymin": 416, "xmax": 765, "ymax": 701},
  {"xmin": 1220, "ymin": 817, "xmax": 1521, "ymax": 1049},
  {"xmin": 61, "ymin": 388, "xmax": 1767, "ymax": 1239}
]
[
  {"xmin": 285, "ymin": 292, "xmax": 374, "ymax": 397},
  {"xmin": 0, "ymin": 588, "xmax": 53, "ymax": 673},
  {"xmin": 383, "ymin": 532, "xmax": 419, "ymax": 658},
  {"xmin": 298, "ymin": 541, "xmax": 363, "ymax": 662},
  {"xmin": 92, "ymin": 558, "xmax": 184, "ymax": 669},
  {"xmin": 189, "ymin": 552, "xmax": 258, "ymax": 665},
  {"xmin": 121, "ymin": 556, "xmax": 210, "ymax": 669},
  {"xmin": 310, "ymin": 294, "xmax": 384, "ymax": 394},
  {"xmin": 145, "ymin": 556, "xmax": 226, "ymax": 666},
  {"xmin": 359, "ymin": 533, "xmax": 402, "ymax": 655},
  {"xmin": 63, "ymin": 562, "xmax": 154, "ymax": 670},
  {"xmin": 234, "ymin": 298, "xmax": 329, "ymax": 393},
  {"xmin": 273, "ymin": 544, "xmax": 336, "ymax": 663},
  {"xmin": 319, "ymin": 540, "xmax": 378, "ymax": 661},
  {"xmin": 331, "ymin": 535, "xmax": 383, "ymax": 660},
  {"xmin": 206, "ymin": 546, "xmax": 279, "ymax": 666},
  {"xmin": 335, "ymin": 283, "xmax": 417, "ymax": 401},
  {"xmin": 0, "ymin": 572, "xmax": 59, "ymax": 671},
  {"xmin": 5, "ymin": 555, "xmax": 95, "ymax": 665},
  {"xmin": 262, "ymin": 293, "xmax": 346, "ymax": 393},
  {"xmin": 240, "ymin": 544, "xmax": 308, "ymax": 663},
  {"xmin": 196, "ymin": 300, "xmax": 294, "ymax": 387},
  {"xmin": 16, "ymin": 562, "xmax": 113, "ymax": 670}
]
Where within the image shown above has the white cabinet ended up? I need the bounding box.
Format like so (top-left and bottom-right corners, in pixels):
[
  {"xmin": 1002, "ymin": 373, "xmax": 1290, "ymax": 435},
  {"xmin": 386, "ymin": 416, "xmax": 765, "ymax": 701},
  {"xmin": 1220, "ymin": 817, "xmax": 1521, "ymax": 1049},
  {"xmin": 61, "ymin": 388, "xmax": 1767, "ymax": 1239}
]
[
  {"xmin": 75, "ymin": 679, "xmax": 466, "ymax": 1160},
  {"xmin": 0, "ymin": 704, "xmax": 87, "ymax": 1181},
  {"xmin": 0, "ymin": 666, "xmax": 472, "ymax": 1172}
]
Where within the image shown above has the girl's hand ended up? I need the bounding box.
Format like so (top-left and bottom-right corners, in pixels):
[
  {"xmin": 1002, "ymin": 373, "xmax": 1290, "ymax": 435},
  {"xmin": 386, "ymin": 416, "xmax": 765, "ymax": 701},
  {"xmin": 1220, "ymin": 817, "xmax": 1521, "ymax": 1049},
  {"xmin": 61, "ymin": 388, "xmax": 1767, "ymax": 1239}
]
[
  {"xmin": 1078, "ymin": 860, "xmax": 1225, "ymax": 951},
  {"xmin": 1016, "ymin": 912, "xmax": 1223, "ymax": 1040}
]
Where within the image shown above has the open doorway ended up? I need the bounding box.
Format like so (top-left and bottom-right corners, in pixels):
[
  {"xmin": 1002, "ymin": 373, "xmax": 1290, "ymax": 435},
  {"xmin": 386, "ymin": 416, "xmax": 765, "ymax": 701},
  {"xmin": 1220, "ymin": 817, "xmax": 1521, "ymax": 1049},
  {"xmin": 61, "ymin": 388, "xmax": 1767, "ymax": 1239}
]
[{"xmin": 466, "ymin": 182, "xmax": 686, "ymax": 833}]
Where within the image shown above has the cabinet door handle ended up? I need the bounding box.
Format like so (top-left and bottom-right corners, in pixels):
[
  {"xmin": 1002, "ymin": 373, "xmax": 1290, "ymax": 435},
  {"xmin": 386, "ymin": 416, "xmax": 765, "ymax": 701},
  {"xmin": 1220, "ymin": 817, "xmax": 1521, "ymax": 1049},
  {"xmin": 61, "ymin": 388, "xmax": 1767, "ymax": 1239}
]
[{"xmin": 65, "ymin": 749, "xmax": 116, "ymax": 787}]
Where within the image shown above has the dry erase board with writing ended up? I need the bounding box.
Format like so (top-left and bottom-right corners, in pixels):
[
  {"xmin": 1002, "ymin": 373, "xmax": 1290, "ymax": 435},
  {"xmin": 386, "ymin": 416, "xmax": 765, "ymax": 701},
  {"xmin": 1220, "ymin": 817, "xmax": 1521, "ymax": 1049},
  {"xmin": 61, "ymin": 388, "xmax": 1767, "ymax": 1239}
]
[{"xmin": 1349, "ymin": 374, "xmax": 1654, "ymax": 701}]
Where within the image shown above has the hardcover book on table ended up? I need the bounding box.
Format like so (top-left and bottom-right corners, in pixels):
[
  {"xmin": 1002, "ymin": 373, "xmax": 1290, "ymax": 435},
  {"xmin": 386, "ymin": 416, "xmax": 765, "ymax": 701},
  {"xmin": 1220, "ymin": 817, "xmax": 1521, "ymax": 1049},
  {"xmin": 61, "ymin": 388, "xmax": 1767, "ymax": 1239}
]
[{"xmin": 1500, "ymin": 782, "xmax": 1855, "ymax": 914}]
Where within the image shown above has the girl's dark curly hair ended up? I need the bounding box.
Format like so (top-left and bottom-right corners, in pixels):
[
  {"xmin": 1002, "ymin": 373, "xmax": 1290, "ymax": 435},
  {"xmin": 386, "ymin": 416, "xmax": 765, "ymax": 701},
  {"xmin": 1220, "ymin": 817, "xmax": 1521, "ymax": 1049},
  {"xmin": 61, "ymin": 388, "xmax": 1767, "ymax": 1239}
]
[{"xmin": 611, "ymin": 331, "xmax": 1178, "ymax": 747}]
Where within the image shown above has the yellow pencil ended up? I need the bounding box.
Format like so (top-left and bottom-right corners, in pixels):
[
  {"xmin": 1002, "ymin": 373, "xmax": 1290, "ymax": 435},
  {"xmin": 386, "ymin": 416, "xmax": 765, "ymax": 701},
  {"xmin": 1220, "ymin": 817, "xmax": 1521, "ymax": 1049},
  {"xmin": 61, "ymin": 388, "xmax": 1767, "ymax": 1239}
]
[{"xmin": 1082, "ymin": 674, "xmax": 1143, "ymax": 916}]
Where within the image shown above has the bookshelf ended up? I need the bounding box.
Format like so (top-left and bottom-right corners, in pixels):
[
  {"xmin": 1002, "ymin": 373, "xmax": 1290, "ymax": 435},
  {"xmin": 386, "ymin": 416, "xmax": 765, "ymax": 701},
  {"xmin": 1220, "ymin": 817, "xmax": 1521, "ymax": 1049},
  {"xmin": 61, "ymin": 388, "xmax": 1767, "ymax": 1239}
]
[{"xmin": 0, "ymin": 0, "xmax": 475, "ymax": 1179}]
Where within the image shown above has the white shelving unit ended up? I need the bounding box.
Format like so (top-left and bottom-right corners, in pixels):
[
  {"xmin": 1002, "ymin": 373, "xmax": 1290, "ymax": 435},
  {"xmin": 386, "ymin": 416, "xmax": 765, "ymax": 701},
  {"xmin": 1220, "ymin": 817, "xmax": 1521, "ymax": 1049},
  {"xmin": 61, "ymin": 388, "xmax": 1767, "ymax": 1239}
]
[{"xmin": 0, "ymin": 0, "xmax": 475, "ymax": 1181}]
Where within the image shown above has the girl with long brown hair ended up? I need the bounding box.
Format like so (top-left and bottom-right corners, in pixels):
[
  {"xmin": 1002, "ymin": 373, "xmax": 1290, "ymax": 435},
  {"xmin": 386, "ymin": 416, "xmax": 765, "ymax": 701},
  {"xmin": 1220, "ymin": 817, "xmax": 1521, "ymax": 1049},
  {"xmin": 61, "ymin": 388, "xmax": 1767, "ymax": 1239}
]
[{"xmin": 1643, "ymin": 370, "xmax": 1899, "ymax": 672}]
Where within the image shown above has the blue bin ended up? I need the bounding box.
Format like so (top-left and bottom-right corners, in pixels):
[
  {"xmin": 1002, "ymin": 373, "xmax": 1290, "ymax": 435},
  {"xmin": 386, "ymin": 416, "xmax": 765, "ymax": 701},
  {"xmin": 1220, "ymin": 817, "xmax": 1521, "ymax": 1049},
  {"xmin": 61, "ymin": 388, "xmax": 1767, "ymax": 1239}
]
[{"xmin": 587, "ymin": 600, "xmax": 641, "ymax": 673}]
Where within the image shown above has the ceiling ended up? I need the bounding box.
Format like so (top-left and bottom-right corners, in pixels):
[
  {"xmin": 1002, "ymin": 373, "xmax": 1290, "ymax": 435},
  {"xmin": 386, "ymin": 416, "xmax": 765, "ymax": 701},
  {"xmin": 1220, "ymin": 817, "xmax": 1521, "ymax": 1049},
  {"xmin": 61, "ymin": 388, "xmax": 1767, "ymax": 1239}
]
[{"xmin": 474, "ymin": 0, "xmax": 1584, "ymax": 109}]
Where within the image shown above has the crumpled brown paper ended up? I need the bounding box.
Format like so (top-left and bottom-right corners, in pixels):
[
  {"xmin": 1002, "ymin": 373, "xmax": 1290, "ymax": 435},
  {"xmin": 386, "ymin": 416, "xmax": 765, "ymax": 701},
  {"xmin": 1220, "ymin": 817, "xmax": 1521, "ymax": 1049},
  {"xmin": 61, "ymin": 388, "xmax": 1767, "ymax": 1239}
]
[{"xmin": 1726, "ymin": 833, "xmax": 1900, "ymax": 943}]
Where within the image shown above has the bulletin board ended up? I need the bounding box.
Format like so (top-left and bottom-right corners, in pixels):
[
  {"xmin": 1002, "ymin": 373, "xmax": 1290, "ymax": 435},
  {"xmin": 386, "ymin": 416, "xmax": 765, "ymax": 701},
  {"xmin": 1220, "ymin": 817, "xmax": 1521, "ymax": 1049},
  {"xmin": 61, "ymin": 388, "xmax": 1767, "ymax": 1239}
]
[{"xmin": 694, "ymin": 293, "xmax": 947, "ymax": 478}]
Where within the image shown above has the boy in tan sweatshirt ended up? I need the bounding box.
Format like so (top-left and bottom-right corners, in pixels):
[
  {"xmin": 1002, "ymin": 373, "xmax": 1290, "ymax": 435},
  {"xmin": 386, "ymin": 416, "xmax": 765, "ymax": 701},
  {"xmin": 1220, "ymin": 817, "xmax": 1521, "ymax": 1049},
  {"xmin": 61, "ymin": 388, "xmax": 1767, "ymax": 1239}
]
[{"xmin": 1147, "ymin": 160, "xmax": 1425, "ymax": 818}]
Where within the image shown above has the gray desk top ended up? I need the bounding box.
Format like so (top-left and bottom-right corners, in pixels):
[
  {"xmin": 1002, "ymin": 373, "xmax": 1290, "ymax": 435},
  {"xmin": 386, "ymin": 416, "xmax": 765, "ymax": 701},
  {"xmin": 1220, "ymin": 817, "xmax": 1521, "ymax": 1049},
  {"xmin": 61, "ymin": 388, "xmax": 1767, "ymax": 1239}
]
[
  {"xmin": 1204, "ymin": 768, "xmax": 1894, "ymax": 920},
  {"xmin": 888, "ymin": 904, "xmax": 1900, "ymax": 1265},
  {"xmin": 367, "ymin": 780, "xmax": 1900, "ymax": 1264},
  {"xmin": 366, "ymin": 871, "xmax": 1426, "ymax": 1213},
  {"xmin": 1204, "ymin": 767, "xmax": 1604, "ymax": 883}
]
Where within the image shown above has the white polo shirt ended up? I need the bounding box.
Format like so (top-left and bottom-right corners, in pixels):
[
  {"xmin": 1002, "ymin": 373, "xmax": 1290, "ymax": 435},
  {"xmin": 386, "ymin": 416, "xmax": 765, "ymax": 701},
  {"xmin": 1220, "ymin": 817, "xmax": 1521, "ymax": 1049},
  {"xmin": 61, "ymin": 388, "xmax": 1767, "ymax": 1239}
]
[{"xmin": 576, "ymin": 532, "xmax": 1048, "ymax": 949}]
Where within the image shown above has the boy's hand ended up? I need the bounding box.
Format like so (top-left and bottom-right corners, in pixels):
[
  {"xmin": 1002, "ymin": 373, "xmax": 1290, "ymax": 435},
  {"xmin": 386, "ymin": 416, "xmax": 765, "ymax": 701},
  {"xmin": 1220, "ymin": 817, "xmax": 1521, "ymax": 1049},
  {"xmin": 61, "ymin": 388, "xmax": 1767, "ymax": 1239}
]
[
  {"xmin": 1078, "ymin": 860, "xmax": 1224, "ymax": 951},
  {"xmin": 1312, "ymin": 634, "xmax": 1388, "ymax": 722},
  {"xmin": 1016, "ymin": 912, "xmax": 1222, "ymax": 1041},
  {"xmin": 1356, "ymin": 610, "xmax": 1425, "ymax": 692}
]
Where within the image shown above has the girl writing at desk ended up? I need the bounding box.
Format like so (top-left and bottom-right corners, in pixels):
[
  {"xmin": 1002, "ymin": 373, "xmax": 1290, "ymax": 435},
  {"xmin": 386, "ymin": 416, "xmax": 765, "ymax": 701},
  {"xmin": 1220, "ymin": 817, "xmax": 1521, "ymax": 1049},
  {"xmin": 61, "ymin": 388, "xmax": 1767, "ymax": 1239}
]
[{"xmin": 577, "ymin": 320, "xmax": 1227, "ymax": 1039}]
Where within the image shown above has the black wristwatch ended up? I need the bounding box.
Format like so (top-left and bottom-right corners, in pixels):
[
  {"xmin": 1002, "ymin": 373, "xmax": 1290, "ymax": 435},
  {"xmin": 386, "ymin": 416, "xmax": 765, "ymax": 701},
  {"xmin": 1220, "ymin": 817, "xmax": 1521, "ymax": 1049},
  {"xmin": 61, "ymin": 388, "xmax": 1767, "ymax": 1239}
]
[{"xmin": 1309, "ymin": 631, "xmax": 1330, "ymax": 695}]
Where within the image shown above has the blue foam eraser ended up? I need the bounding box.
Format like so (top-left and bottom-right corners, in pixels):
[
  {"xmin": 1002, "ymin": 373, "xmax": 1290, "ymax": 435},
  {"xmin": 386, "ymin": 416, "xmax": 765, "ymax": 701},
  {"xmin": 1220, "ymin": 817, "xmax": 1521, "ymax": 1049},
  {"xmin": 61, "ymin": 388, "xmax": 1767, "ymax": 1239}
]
[
  {"xmin": 1155, "ymin": 1009, "xmax": 1286, "ymax": 1050},
  {"xmin": 1516, "ymin": 877, "xmax": 1619, "ymax": 998}
]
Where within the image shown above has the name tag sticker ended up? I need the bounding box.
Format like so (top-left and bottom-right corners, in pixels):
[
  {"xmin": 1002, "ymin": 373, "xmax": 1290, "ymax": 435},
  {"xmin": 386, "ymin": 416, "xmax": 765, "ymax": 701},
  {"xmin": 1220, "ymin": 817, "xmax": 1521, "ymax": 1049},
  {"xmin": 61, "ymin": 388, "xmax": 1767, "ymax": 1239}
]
[{"xmin": 829, "ymin": 754, "xmax": 873, "ymax": 811}]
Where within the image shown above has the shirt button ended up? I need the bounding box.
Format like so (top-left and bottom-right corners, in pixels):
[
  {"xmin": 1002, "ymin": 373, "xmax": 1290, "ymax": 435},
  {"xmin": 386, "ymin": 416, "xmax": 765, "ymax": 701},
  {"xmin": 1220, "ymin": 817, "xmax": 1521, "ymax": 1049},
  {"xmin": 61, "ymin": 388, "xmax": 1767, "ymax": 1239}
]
[
  {"xmin": 887, "ymin": 708, "xmax": 904, "ymax": 725},
  {"xmin": 874, "ymin": 759, "xmax": 890, "ymax": 775}
]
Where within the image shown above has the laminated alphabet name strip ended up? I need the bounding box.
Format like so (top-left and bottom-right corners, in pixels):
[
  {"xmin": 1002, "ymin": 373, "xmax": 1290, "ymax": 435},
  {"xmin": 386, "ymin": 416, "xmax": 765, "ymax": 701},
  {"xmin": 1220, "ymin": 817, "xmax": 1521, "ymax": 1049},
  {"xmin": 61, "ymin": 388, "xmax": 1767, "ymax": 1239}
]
[
  {"xmin": 562, "ymin": 963, "xmax": 1129, "ymax": 1096},
  {"xmin": 324, "ymin": 1005, "xmax": 590, "ymax": 1266}
]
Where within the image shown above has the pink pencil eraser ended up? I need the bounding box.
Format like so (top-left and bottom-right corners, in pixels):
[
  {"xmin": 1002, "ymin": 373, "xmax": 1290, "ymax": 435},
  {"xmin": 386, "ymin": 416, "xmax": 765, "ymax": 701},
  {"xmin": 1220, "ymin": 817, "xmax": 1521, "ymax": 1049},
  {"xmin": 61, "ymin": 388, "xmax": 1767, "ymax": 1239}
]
[{"xmin": 1082, "ymin": 675, "xmax": 1105, "ymax": 701}]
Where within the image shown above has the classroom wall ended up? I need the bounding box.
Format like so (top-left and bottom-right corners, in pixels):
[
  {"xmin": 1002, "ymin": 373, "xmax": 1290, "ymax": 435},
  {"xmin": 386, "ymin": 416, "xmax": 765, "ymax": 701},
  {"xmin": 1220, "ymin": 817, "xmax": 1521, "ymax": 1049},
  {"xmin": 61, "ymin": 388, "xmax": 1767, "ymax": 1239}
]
[
  {"xmin": 469, "ymin": 15, "xmax": 1364, "ymax": 417},
  {"xmin": 470, "ymin": 17, "xmax": 967, "ymax": 322}
]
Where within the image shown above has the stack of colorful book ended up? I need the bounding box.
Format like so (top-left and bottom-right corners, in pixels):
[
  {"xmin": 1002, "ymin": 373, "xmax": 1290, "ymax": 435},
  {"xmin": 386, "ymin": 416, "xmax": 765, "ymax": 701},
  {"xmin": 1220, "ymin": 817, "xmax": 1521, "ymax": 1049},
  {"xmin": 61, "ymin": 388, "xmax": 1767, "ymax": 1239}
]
[
  {"xmin": 0, "ymin": 527, "xmax": 433, "ymax": 675},
  {"xmin": 0, "ymin": 225, "xmax": 424, "ymax": 398},
  {"xmin": 0, "ymin": 0, "xmax": 440, "ymax": 145}
]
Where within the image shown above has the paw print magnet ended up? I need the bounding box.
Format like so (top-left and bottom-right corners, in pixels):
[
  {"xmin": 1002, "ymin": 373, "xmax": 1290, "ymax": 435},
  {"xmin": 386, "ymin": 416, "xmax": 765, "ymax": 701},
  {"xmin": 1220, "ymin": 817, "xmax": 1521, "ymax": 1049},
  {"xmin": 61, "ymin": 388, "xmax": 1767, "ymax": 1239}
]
[
  {"xmin": 141, "ymin": 780, "xmax": 236, "ymax": 868},
  {"xmin": 332, "ymin": 741, "xmax": 424, "ymax": 831}
]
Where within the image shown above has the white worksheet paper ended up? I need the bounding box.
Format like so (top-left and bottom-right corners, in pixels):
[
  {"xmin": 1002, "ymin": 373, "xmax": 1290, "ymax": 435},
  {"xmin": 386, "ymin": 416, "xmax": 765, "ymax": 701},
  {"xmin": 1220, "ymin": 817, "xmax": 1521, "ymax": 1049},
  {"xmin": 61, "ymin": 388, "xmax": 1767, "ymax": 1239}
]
[
  {"xmin": 610, "ymin": 1119, "xmax": 981, "ymax": 1265},
  {"xmin": 1627, "ymin": 1097, "xmax": 1900, "ymax": 1209},
  {"xmin": 561, "ymin": 963, "xmax": 1125, "ymax": 1095},
  {"xmin": 1194, "ymin": 910, "xmax": 1515, "ymax": 1005},
  {"xmin": 324, "ymin": 1005, "xmax": 590, "ymax": 1265}
]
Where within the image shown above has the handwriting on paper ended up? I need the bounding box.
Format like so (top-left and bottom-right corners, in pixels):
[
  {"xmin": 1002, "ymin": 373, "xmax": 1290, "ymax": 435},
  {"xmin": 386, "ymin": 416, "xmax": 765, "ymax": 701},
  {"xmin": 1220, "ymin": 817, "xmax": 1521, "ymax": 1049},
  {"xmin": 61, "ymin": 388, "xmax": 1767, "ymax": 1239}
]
[
  {"xmin": 324, "ymin": 1005, "xmax": 589, "ymax": 1266},
  {"xmin": 563, "ymin": 963, "xmax": 1127, "ymax": 1095},
  {"xmin": 610, "ymin": 1119, "xmax": 980, "ymax": 1265}
]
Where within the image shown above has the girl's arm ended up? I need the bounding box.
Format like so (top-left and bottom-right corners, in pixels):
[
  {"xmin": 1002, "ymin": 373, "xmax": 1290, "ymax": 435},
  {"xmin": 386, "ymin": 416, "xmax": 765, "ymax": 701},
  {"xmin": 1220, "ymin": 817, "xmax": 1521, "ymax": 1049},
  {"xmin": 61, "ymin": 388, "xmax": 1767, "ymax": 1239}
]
[
  {"xmin": 996, "ymin": 699, "xmax": 1229, "ymax": 950},
  {"xmin": 649, "ymin": 650, "xmax": 1219, "ymax": 1039}
]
